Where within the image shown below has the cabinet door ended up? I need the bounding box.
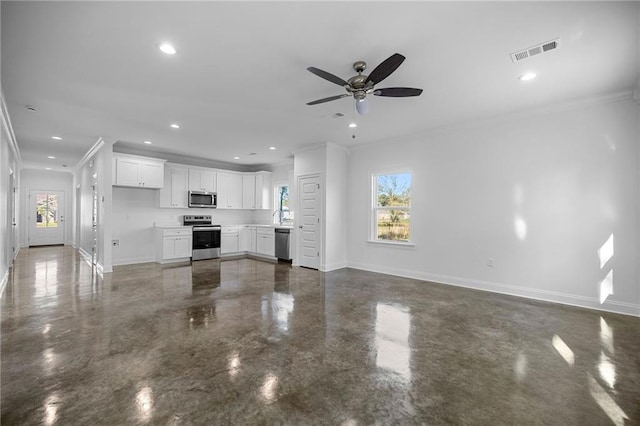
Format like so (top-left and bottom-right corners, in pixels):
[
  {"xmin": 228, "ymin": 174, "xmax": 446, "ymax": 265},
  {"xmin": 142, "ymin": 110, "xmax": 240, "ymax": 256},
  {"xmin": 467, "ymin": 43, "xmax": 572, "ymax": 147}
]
[
  {"xmin": 217, "ymin": 173, "xmax": 229, "ymax": 209},
  {"xmin": 254, "ymin": 173, "xmax": 264, "ymax": 209},
  {"xmin": 221, "ymin": 234, "xmax": 238, "ymax": 253},
  {"xmin": 249, "ymin": 227, "xmax": 257, "ymax": 252},
  {"xmin": 239, "ymin": 227, "xmax": 250, "ymax": 252},
  {"xmin": 116, "ymin": 157, "xmax": 140, "ymax": 187},
  {"xmin": 189, "ymin": 169, "xmax": 217, "ymax": 192},
  {"xmin": 140, "ymin": 161, "xmax": 164, "ymax": 188},
  {"xmin": 175, "ymin": 236, "xmax": 192, "ymax": 258},
  {"xmin": 170, "ymin": 167, "xmax": 189, "ymax": 207},
  {"xmin": 242, "ymin": 174, "xmax": 256, "ymax": 209},
  {"xmin": 163, "ymin": 237, "xmax": 176, "ymax": 259},
  {"xmin": 228, "ymin": 173, "xmax": 243, "ymax": 209},
  {"xmin": 201, "ymin": 170, "xmax": 216, "ymax": 192},
  {"xmin": 188, "ymin": 170, "xmax": 202, "ymax": 191}
]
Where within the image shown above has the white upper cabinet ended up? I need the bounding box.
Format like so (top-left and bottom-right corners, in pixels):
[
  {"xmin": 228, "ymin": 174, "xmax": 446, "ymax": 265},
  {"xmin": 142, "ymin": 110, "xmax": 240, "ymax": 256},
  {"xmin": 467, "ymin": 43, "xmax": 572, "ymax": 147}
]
[
  {"xmin": 159, "ymin": 163, "xmax": 189, "ymax": 208},
  {"xmin": 113, "ymin": 154, "xmax": 165, "ymax": 189},
  {"xmin": 242, "ymin": 174, "xmax": 257, "ymax": 209},
  {"xmin": 242, "ymin": 171, "xmax": 272, "ymax": 210},
  {"xmin": 188, "ymin": 168, "xmax": 216, "ymax": 193},
  {"xmin": 217, "ymin": 171, "xmax": 243, "ymax": 209}
]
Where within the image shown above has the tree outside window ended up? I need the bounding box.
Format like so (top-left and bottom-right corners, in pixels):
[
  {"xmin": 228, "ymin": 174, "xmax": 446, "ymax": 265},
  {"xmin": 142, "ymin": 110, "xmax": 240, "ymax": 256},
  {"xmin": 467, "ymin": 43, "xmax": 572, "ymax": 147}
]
[
  {"xmin": 373, "ymin": 172, "xmax": 411, "ymax": 242},
  {"xmin": 274, "ymin": 184, "xmax": 292, "ymax": 224}
]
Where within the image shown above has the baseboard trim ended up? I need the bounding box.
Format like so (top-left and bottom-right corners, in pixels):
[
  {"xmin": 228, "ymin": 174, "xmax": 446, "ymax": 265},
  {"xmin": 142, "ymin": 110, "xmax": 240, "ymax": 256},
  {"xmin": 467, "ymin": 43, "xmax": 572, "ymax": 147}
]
[
  {"xmin": 348, "ymin": 262, "xmax": 640, "ymax": 317},
  {"xmin": 112, "ymin": 256, "xmax": 155, "ymax": 267},
  {"xmin": 322, "ymin": 262, "xmax": 348, "ymax": 272},
  {"xmin": 0, "ymin": 269, "xmax": 8, "ymax": 298}
]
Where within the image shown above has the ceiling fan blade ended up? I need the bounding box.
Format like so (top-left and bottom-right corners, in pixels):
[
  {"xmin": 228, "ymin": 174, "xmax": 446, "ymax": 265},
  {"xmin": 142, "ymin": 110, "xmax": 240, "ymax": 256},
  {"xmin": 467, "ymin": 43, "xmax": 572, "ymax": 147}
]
[
  {"xmin": 306, "ymin": 94, "xmax": 350, "ymax": 105},
  {"xmin": 365, "ymin": 53, "xmax": 406, "ymax": 85},
  {"xmin": 307, "ymin": 67, "xmax": 349, "ymax": 87},
  {"xmin": 373, "ymin": 87, "xmax": 423, "ymax": 97}
]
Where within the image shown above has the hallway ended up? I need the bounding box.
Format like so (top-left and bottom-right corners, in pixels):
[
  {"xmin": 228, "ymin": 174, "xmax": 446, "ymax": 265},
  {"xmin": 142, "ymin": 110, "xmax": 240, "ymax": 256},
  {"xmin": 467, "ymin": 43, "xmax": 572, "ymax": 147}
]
[{"xmin": 2, "ymin": 246, "xmax": 639, "ymax": 424}]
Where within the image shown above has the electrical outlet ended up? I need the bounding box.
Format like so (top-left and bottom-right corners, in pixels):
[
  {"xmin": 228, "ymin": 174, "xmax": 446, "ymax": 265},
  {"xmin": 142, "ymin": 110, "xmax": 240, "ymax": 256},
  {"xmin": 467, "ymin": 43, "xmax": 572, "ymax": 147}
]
[
  {"xmin": 112, "ymin": 239, "xmax": 120, "ymax": 247},
  {"xmin": 487, "ymin": 258, "xmax": 495, "ymax": 267}
]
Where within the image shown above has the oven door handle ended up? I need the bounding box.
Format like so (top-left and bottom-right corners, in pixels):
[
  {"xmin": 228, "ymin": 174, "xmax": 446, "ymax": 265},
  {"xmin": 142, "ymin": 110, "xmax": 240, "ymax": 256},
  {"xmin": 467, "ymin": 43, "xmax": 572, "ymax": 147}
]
[{"xmin": 193, "ymin": 226, "xmax": 221, "ymax": 231}]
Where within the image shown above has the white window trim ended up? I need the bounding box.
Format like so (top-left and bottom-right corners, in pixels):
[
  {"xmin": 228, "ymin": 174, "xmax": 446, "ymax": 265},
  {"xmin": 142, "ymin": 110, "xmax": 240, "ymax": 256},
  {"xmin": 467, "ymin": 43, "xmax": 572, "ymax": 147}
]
[{"xmin": 371, "ymin": 170, "xmax": 413, "ymax": 245}]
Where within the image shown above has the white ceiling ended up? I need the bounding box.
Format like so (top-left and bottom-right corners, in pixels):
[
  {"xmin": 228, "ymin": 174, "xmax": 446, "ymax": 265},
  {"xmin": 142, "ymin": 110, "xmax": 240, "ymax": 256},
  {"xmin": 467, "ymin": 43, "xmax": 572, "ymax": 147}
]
[{"xmin": 2, "ymin": 1, "xmax": 638, "ymax": 171}]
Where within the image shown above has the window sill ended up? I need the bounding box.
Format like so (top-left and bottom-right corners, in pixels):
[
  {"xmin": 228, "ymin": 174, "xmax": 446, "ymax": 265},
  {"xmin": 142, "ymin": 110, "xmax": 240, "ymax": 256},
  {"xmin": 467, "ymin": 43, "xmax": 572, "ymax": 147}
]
[{"xmin": 367, "ymin": 240, "xmax": 415, "ymax": 247}]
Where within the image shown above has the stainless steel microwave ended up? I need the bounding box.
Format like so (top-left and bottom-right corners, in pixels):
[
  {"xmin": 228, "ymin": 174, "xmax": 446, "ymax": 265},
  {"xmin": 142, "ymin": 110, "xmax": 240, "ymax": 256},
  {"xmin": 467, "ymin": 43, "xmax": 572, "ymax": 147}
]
[{"xmin": 188, "ymin": 191, "xmax": 217, "ymax": 208}]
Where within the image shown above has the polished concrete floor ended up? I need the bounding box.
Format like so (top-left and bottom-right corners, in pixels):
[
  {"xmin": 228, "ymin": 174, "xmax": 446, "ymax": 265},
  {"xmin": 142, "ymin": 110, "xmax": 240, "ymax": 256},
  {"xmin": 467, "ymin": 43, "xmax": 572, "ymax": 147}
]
[{"xmin": 1, "ymin": 246, "xmax": 639, "ymax": 425}]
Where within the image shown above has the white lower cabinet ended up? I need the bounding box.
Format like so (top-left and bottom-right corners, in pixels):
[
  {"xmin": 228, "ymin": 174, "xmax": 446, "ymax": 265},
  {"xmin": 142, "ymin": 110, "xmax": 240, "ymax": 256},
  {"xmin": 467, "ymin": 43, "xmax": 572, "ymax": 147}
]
[
  {"xmin": 256, "ymin": 227, "xmax": 275, "ymax": 257},
  {"xmin": 156, "ymin": 227, "xmax": 192, "ymax": 263},
  {"xmin": 221, "ymin": 226, "xmax": 239, "ymax": 254},
  {"xmin": 239, "ymin": 226, "xmax": 257, "ymax": 252}
]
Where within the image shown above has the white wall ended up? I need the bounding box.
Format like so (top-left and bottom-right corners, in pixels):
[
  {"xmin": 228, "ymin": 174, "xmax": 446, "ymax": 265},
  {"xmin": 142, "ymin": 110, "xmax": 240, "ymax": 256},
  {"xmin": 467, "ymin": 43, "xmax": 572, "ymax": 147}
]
[
  {"xmin": 293, "ymin": 143, "xmax": 348, "ymax": 271},
  {"xmin": 1, "ymin": 92, "xmax": 21, "ymax": 293},
  {"xmin": 324, "ymin": 143, "xmax": 348, "ymax": 270},
  {"xmin": 20, "ymin": 169, "xmax": 74, "ymax": 247},
  {"xmin": 347, "ymin": 97, "xmax": 640, "ymax": 316}
]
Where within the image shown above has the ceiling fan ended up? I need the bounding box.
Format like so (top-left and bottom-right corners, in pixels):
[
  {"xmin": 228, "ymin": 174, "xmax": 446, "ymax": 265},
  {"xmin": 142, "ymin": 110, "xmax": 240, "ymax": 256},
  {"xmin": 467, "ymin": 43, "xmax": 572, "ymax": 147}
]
[{"xmin": 306, "ymin": 53, "xmax": 423, "ymax": 114}]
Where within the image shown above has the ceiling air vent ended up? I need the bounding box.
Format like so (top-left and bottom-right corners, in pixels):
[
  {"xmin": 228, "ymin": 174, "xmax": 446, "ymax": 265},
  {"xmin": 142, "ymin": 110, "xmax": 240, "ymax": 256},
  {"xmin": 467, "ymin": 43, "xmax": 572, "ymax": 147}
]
[{"xmin": 510, "ymin": 38, "xmax": 560, "ymax": 63}]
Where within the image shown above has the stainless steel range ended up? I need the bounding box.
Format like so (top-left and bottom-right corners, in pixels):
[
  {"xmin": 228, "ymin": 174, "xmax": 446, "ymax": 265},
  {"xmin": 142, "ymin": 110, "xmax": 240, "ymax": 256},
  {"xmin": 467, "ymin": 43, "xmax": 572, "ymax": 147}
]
[{"xmin": 182, "ymin": 215, "xmax": 221, "ymax": 260}]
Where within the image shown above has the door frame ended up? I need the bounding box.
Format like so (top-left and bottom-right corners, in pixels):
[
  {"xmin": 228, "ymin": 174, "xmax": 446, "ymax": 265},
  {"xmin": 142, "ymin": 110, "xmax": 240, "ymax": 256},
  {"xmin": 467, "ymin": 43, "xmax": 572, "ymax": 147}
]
[
  {"xmin": 296, "ymin": 173, "xmax": 322, "ymax": 270},
  {"xmin": 28, "ymin": 189, "xmax": 66, "ymax": 246}
]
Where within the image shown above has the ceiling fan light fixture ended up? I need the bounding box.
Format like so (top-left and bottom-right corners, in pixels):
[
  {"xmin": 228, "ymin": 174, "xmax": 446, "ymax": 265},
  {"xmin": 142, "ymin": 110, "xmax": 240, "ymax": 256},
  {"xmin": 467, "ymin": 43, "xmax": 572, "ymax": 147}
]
[{"xmin": 355, "ymin": 98, "xmax": 369, "ymax": 115}]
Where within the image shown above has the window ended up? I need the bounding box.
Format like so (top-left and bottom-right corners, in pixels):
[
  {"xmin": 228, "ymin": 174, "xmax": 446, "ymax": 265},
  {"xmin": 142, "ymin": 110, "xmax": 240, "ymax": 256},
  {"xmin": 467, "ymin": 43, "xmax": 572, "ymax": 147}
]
[
  {"xmin": 373, "ymin": 172, "xmax": 411, "ymax": 242},
  {"xmin": 35, "ymin": 193, "xmax": 60, "ymax": 228},
  {"xmin": 274, "ymin": 184, "xmax": 292, "ymax": 224}
]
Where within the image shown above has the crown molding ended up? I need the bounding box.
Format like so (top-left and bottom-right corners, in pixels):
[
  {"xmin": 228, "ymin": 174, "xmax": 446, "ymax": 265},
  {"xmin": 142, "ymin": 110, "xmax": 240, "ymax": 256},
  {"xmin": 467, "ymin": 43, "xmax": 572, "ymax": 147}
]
[
  {"xmin": 74, "ymin": 137, "xmax": 107, "ymax": 171},
  {"xmin": 0, "ymin": 87, "xmax": 22, "ymax": 165}
]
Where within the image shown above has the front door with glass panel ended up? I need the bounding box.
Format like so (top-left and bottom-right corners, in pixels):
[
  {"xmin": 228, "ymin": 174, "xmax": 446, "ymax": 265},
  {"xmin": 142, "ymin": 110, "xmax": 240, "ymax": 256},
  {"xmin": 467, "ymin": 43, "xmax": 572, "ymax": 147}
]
[{"xmin": 29, "ymin": 190, "xmax": 65, "ymax": 246}]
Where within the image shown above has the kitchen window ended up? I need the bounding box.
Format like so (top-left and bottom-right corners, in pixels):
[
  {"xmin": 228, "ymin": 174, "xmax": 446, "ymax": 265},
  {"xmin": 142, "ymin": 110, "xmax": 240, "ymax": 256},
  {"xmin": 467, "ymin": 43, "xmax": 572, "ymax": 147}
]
[
  {"xmin": 273, "ymin": 184, "xmax": 292, "ymax": 225},
  {"xmin": 372, "ymin": 172, "xmax": 411, "ymax": 243}
]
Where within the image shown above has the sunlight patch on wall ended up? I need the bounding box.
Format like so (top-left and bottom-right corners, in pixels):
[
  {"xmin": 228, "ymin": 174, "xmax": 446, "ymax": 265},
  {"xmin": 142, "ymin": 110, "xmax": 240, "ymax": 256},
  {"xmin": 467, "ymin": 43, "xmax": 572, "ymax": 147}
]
[
  {"xmin": 599, "ymin": 270, "xmax": 614, "ymax": 304},
  {"xmin": 514, "ymin": 215, "xmax": 528, "ymax": 241},
  {"xmin": 552, "ymin": 334, "xmax": 575, "ymax": 366},
  {"xmin": 598, "ymin": 234, "xmax": 614, "ymax": 269},
  {"xmin": 597, "ymin": 234, "xmax": 614, "ymax": 305}
]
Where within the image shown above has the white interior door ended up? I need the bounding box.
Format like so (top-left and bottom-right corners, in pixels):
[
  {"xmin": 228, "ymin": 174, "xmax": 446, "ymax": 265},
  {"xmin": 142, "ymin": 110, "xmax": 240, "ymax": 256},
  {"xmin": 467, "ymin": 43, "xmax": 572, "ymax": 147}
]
[
  {"xmin": 297, "ymin": 174, "xmax": 321, "ymax": 269},
  {"xmin": 6, "ymin": 170, "xmax": 17, "ymax": 266},
  {"xmin": 29, "ymin": 190, "xmax": 65, "ymax": 246}
]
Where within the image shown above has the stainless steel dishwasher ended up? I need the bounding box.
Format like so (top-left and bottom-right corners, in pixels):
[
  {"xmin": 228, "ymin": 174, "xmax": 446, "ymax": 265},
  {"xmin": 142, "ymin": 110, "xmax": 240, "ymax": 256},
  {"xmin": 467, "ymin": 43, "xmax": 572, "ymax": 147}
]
[{"xmin": 275, "ymin": 228, "xmax": 291, "ymax": 260}]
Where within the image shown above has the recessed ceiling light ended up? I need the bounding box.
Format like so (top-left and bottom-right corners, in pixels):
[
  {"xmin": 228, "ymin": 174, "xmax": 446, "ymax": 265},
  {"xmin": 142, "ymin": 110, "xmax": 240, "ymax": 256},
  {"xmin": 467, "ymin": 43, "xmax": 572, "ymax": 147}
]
[
  {"xmin": 51, "ymin": 136, "xmax": 62, "ymax": 140},
  {"xmin": 144, "ymin": 140, "xmax": 152, "ymax": 145},
  {"xmin": 519, "ymin": 72, "xmax": 537, "ymax": 81},
  {"xmin": 45, "ymin": 167, "xmax": 51, "ymax": 170},
  {"xmin": 170, "ymin": 123, "xmax": 180, "ymax": 129},
  {"xmin": 233, "ymin": 156, "xmax": 240, "ymax": 160},
  {"xmin": 47, "ymin": 156, "xmax": 56, "ymax": 159},
  {"xmin": 349, "ymin": 122, "xmax": 357, "ymax": 128},
  {"xmin": 159, "ymin": 43, "xmax": 176, "ymax": 55},
  {"xmin": 269, "ymin": 146, "xmax": 276, "ymax": 150}
]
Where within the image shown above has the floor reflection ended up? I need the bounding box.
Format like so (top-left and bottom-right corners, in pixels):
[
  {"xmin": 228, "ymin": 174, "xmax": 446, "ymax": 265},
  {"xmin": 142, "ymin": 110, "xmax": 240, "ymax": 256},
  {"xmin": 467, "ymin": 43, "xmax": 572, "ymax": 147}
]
[
  {"xmin": 187, "ymin": 304, "xmax": 215, "ymax": 328},
  {"xmin": 375, "ymin": 303, "xmax": 411, "ymax": 381},
  {"xmin": 43, "ymin": 392, "xmax": 60, "ymax": 426},
  {"xmin": 135, "ymin": 384, "xmax": 154, "ymax": 423}
]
